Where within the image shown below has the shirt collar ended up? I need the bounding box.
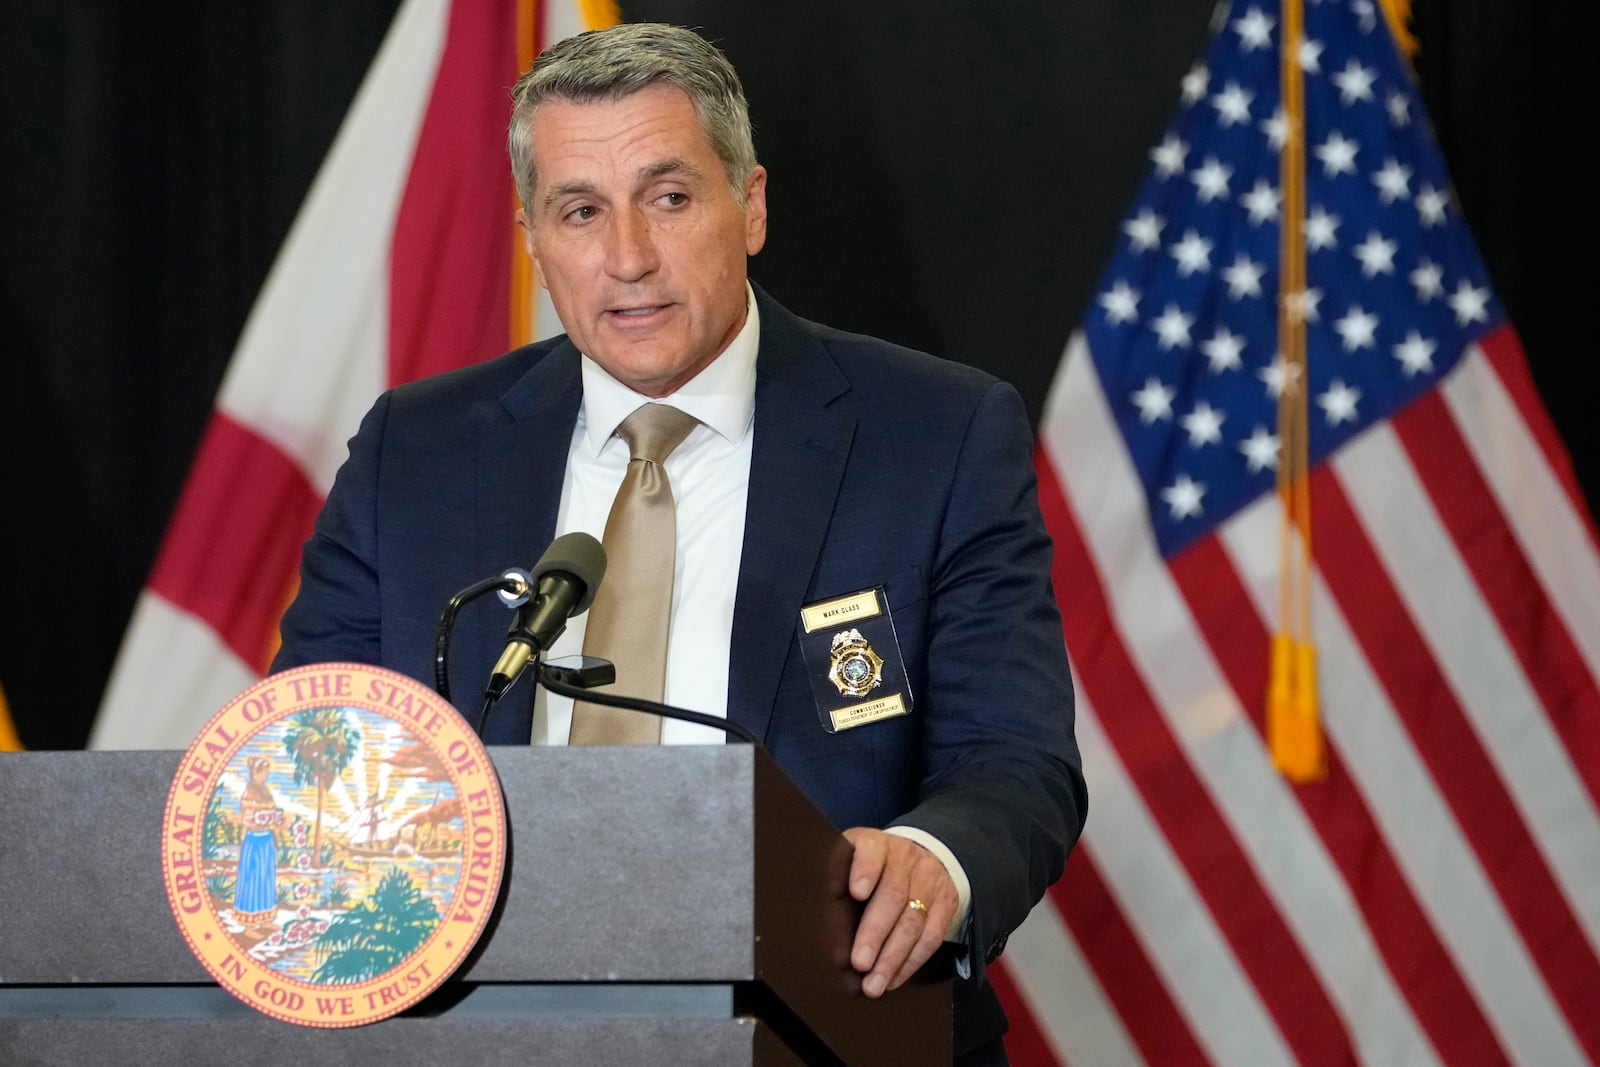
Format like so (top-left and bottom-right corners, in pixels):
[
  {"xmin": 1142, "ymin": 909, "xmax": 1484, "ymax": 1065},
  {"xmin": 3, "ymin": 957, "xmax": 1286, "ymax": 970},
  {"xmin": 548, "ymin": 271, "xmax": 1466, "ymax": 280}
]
[{"xmin": 578, "ymin": 283, "xmax": 760, "ymax": 456}]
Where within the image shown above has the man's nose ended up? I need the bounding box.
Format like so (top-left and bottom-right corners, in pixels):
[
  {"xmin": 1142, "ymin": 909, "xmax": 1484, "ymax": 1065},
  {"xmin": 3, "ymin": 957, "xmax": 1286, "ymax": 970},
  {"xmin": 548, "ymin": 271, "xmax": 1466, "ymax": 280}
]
[{"xmin": 604, "ymin": 206, "xmax": 660, "ymax": 282}]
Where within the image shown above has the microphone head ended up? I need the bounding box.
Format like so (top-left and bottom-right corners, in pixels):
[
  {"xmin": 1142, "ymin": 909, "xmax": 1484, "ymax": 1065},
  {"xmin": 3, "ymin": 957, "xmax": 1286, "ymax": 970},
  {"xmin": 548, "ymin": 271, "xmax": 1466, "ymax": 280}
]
[{"xmin": 531, "ymin": 532, "xmax": 607, "ymax": 614}]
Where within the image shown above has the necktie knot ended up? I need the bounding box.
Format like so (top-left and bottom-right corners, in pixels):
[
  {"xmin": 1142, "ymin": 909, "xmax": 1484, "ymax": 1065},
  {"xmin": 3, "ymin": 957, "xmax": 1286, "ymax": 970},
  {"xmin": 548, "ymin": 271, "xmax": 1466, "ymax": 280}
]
[{"xmin": 617, "ymin": 403, "xmax": 699, "ymax": 465}]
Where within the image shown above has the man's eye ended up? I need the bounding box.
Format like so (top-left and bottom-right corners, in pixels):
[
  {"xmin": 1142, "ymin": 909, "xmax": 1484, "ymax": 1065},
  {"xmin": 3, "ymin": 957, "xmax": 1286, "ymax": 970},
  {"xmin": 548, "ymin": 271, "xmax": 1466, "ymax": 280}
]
[
  {"xmin": 659, "ymin": 192, "xmax": 688, "ymax": 207},
  {"xmin": 565, "ymin": 205, "xmax": 597, "ymax": 223}
]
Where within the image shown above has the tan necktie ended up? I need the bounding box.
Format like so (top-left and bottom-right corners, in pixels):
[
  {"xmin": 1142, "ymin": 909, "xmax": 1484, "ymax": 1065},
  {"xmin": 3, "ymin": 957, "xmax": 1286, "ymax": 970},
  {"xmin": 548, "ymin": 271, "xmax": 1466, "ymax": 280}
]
[{"xmin": 569, "ymin": 403, "xmax": 700, "ymax": 745}]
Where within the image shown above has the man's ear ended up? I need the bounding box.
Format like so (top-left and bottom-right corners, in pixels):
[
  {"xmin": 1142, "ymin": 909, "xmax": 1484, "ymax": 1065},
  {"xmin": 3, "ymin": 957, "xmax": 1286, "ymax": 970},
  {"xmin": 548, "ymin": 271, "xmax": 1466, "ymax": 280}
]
[
  {"xmin": 742, "ymin": 166, "xmax": 768, "ymax": 256},
  {"xmin": 515, "ymin": 208, "xmax": 547, "ymax": 288}
]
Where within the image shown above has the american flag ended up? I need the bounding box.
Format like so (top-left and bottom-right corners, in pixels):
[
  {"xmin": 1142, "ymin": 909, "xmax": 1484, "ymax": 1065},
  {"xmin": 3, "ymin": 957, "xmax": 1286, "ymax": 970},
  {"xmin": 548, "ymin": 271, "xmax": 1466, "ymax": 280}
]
[{"xmin": 1004, "ymin": 0, "xmax": 1600, "ymax": 1063}]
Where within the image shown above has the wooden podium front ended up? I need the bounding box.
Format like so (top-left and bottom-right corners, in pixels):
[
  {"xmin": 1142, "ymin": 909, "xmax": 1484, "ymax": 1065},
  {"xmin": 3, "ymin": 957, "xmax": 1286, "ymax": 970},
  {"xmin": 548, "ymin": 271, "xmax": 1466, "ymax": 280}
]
[{"xmin": 0, "ymin": 747, "xmax": 951, "ymax": 1065}]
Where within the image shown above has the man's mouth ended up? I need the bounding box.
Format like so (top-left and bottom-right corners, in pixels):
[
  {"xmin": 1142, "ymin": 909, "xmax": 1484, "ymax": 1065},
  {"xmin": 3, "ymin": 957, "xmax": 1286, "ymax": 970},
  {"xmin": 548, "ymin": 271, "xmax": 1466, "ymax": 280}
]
[{"xmin": 610, "ymin": 305, "xmax": 667, "ymax": 318}]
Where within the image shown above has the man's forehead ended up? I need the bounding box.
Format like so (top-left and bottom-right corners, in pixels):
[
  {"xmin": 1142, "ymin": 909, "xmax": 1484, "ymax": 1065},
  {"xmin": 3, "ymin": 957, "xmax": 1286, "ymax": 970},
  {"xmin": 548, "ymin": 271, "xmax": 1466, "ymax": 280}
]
[
  {"xmin": 529, "ymin": 87, "xmax": 716, "ymax": 188},
  {"xmin": 530, "ymin": 84, "xmax": 700, "ymax": 139}
]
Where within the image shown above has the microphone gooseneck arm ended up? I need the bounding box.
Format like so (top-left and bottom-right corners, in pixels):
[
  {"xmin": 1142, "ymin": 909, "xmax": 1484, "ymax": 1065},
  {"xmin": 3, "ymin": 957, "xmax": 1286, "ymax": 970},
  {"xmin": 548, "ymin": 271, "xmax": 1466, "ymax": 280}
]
[{"xmin": 433, "ymin": 568, "xmax": 534, "ymax": 704}]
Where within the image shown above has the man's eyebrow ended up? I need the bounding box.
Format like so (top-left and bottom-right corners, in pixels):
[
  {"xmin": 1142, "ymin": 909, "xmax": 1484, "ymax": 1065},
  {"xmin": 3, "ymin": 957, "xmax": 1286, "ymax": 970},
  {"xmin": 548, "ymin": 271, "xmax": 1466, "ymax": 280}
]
[
  {"xmin": 639, "ymin": 158, "xmax": 705, "ymax": 183},
  {"xmin": 541, "ymin": 179, "xmax": 595, "ymax": 210},
  {"xmin": 540, "ymin": 160, "xmax": 706, "ymax": 210}
]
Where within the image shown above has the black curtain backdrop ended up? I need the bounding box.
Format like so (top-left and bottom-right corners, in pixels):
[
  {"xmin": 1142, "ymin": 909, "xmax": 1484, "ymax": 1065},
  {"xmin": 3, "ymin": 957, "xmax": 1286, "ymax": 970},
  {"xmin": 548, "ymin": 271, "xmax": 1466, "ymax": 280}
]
[{"xmin": 1, "ymin": 1, "xmax": 1587, "ymax": 749}]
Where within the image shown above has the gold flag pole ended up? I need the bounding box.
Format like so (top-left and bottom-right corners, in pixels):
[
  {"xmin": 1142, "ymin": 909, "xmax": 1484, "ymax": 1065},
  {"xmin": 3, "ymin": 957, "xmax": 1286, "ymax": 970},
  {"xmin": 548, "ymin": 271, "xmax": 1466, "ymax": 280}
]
[
  {"xmin": 1268, "ymin": 0, "xmax": 1325, "ymax": 781},
  {"xmin": 509, "ymin": 0, "xmax": 540, "ymax": 349}
]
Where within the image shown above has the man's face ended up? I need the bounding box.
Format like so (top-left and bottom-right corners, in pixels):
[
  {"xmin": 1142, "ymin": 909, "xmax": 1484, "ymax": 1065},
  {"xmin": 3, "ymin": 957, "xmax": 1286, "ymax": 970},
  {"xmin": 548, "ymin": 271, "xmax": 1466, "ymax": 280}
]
[{"xmin": 517, "ymin": 85, "xmax": 767, "ymax": 397}]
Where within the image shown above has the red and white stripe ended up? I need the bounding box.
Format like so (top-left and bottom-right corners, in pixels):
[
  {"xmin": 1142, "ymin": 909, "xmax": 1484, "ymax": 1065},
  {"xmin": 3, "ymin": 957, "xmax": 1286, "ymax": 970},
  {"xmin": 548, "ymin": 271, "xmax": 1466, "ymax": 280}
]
[
  {"xmin": 90, "ymin": 0, "xmax": 602, "ymax": 749},
  {"xmin": 993, "ymin": 324, "xmax": 1600, "ymax": 1065}
]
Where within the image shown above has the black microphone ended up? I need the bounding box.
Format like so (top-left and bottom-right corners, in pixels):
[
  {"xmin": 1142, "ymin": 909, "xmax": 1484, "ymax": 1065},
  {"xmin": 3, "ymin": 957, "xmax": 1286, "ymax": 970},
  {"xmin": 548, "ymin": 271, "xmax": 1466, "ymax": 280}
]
[{"xmin": 485, "ymin": 532, "xmax": 606, "ymax": 704}]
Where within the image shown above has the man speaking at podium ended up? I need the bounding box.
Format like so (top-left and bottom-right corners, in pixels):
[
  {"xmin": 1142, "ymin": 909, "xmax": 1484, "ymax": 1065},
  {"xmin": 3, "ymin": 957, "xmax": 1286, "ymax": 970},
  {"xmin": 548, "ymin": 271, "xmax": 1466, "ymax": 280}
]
[{"xmin": 274, "ymin": 23, "xmax": 1084, "ymax": 1064}]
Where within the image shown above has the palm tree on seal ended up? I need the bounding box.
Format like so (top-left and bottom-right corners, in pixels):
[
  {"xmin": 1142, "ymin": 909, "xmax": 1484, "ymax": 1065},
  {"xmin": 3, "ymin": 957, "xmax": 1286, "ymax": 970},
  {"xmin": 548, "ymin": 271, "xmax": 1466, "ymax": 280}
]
[{"xmin": 283, "ymin": 708, "xmax": 358, "ymax": 865}]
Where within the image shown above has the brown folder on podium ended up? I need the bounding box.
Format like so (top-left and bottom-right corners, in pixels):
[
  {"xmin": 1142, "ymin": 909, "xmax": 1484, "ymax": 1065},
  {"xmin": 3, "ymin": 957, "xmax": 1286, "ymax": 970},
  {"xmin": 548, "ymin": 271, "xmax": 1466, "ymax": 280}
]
[{"xmin": 0, "ymin": 746, "xmax": 952, "ymax": 1065}]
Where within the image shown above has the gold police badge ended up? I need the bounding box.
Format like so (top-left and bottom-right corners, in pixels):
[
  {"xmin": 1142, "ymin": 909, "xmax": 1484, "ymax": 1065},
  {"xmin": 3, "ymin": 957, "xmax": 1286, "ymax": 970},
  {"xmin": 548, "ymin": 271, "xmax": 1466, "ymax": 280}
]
[{"xmin": 828, "ymin": 628, "xmax": 885, "ymax": 697}]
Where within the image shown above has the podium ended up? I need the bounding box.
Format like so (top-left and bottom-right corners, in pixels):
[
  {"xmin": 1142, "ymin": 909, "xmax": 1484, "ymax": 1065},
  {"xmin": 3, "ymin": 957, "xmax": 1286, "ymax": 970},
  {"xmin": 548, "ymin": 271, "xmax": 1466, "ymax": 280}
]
[{"xmin": 0, "ymin": 747, "xmax": 951, "ymax": 1065}]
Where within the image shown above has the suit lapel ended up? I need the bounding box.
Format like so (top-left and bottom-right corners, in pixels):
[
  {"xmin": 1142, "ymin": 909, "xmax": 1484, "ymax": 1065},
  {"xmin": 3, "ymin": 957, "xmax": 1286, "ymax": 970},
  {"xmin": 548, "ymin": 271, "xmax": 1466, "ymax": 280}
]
[
  {"xmin": 475, "ymin": 339, "xmax": 583, "ymax": 575},
  {"xmin": 469, "ymin": 341, "xmax": 582, "ymax": 733},
  {"xmin": 728, "ymin": 293, "xmax": 854, "ymax": 742}
]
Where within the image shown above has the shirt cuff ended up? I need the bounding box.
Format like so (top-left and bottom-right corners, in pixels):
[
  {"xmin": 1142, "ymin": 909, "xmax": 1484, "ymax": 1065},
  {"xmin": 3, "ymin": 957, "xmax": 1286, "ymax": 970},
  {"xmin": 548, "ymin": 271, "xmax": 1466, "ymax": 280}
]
[{"xmin": 883, "ymin": 825, "xmax": 972, "ymax": 943}]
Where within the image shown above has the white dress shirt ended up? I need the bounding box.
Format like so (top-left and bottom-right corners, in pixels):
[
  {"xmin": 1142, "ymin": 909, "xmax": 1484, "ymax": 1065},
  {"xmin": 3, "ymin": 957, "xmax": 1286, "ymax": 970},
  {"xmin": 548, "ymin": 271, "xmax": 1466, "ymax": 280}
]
[{"xmin": 531, "ymin": 290, "xmax": 758, "ymax": 746}]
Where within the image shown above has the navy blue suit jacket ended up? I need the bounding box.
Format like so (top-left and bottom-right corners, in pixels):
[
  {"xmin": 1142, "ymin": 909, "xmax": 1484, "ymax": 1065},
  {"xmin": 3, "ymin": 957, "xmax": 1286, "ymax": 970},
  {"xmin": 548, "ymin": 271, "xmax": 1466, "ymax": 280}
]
[{"xmin": 274, "ymin": 287, "xmax": 1085, "ymax": 1054}]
